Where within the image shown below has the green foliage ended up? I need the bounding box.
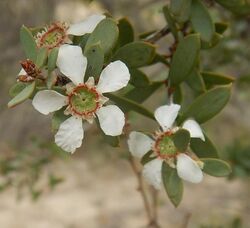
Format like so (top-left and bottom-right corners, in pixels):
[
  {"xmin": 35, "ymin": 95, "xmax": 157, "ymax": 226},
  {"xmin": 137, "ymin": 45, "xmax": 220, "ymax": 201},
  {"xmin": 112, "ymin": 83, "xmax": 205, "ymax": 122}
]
[
  {"xmin": 113, "ymin": 41, "xmax": 156, "ymax": 68},
  {"xmin": 129, "ymin": 69, "xmax": 150, "ymax": 88},
  {"xmin": 186, "ymin": 69, "xmax": 206, "ymax": 95},
  {"xmin": 117, "ymin": 18, "xmax": 134, "ymax": 46},
  {"xmin": 190, "ymin": 134, "xmax": 219, "ymax": 158},
  {"xmin": 162, "ymin": 162, "xmax": 183, "ymax": 207},
  {"xmin": 190, "ymin": 0, "xmax": 215, "ymax": 42},
  {"xmin": 48, "ymin": 47, "xmax": 59, "ymax": 72},
  {"xmin": 141, "ymin": 151, "xmax": 155, "ymax": 165},
  {"xmin": 172, "ymin": 129, "xmax": 190, "ymax": 152},
  {"xmin": 84, "ymin": 44, "xmax": 104, "ymax": 79},
  {"xmin": 8, "ymin": 81, "xmax": 36, "ymax": 108},
  {"xmin": 169, "ymin": 34, "xmax": 200, "ymax": 86},
  {"xmin": 20, "ymin": 25, "xmax": 38, "ymax": 61},
  {"xmin": 85, "ymin": 18, "xmax": 119, "ymax": 56},
  {"xmin": 215, "ymin": 0, "xmax": 250, "ymax": 16},
  {"xmin": 170, "ymin": 0, "xmax": 192, "ymax": 22},
  {"xmin": 201, "ymin": 158, "xmax": 232, "ymax": 177},
  {"xmin": 179, "ymin": 85, "xmax": 232, "ymax": 124}
]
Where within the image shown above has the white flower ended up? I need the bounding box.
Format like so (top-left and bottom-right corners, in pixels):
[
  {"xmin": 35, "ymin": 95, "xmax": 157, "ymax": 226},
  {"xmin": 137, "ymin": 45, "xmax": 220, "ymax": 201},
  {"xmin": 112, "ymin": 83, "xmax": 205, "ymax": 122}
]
[
  {"xmin": 32, "ymin": 45, "xmax": 130, "ymax": 153},
  {"xmin": 127, "ymin": 103, "xmax": 205, "ymax": 189},
  {"xmin": 35, "ymin": 14, "xmax": 106, "ymax": 50}
]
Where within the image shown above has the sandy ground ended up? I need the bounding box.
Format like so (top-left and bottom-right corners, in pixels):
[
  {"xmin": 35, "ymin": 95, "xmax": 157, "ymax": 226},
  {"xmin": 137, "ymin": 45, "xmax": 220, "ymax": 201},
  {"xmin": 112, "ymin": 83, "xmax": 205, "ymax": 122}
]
[{"xmin": 0, "ymin": 157, "xmax": 248, "ymax": 228}]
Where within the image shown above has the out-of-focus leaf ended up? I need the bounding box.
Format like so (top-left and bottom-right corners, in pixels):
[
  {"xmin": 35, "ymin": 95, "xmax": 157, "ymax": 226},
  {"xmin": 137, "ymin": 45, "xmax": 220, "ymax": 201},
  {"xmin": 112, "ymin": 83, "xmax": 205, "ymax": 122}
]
[
  {"xmin": 129, "ymin": 69, "xmax": 150, "ymax": 88},
  {"xmin": 48, "ymin": 47, "xmax": 59, "ymax": 72},
  {"xmin": 215, "ymin": 22, "xmax": 228, "ymax": 34},
  {"xmin": 125, "ymin": 81, "xmax": 163, "ymax": 103},
  {"xmin": 169, "ymin": 34, "xmax": 200, "ymax": 86},
  {"xmin": 85, "ymin": 18, "xmax": 119, "ymax": 55},
  {"xmin": 113, "ymin": 41, "xmax": 156, "ymax": 68},
  {"xmin": 36, "ymin": 47, "xmax": 47, "ymax": 68},
  {"xmin": 84, "ymin": 44, "xmax": 104, "ymax": 80},
  {"xmin": 201, "ymin": 71, "xmax": 235, "ymax": 87},
  {"xmin": 106, "ymin": 94, "xmax": 154, "ymax": 120},
  {"xmin": 162, "ymin": 162, "xmax": 183, "ymax": 207},
  {"xmin": 74, "ymin": 34, "xmax": 90, "ymax": 50},
  {"xmin": 163, "ymin": 6, "xmax": 178, "ymax": 39},
  {"xmin": 173, "ymin": 85, "xmax": 183, "ymax": 104},
  {"xmin": 139, "ymin": 30, "xmax": 157, "ymax": 39},
  {"xmin": 8, "ymin": 81, "xmax": 36, "ymax": 108},
  {"xmin": 9, "ymin": 82, "xmax": 27, "ymax": 98},
  {"xmin": 186, "ymin": 69, "xmax": 206, "ymax": 95},
  {"xmin": 20, "ymin": 25, "xmax": 38, "ymax": 61},
  {"xmin": 190, "ymin": 134, "xmax": 219, "ymax": 158},
  {"xmin": 170, "ymin": 0, "xmax": 192, "ymax": 22},
  {"xmin": 190, "ymin": 0, "xmax": 215, "ymax": 42},
  {"xmin": 179, "ymin": 85, "xmax": 231, "ymax": 124},
  {"xmin": 201, "ymin": 158, "xmax": 232, "ymax": 177},
  {"xmin": 118, "ymin": 18, "xmax": 134, "ymax": 46},
  {"xmin": 141, "ymin": 151, "xmax": 155, "ymax": 165},
  {"xmin": 215, "ymin": 0, "xmax": 250, "ymax": 16},
  {"xmin": 51, "ymin": 109, "xmax": 68, "ymax": 132},
  {"xmin": 201, "ymin": 33, "xmax": 223, "ymax": 49}
]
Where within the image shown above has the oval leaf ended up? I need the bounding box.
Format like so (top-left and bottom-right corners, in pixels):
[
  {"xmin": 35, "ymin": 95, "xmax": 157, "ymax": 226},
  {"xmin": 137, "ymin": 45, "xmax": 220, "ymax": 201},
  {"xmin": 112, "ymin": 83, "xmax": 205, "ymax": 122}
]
[
  {"xmin": 84, "ymin": 44, "xmax": 104, "ymax": 80},
  {"xmin": 162, "ymin": 162, "xmax": 183, "ymax": 207},
  {"xmin": 190, "ymin": 0, "xmax": 215, "ymax": 42},
  {"xmin": 48, "ymin": 47, "xmax": 59, "ymax": 72},
  {"xmin": 179, "ymin": 85, "xmax": 231, "ymax": 123},
  {"xmin": 113, "ymin": 41, "xmax": 156, "ymax": 68},
  {"xmin": 190, "ymin": 133, "xmax": 218, "ymax": 158},
  {"xmin": 201, "ymin": 158, "xmax": 232, "ymax": 177},
  {"xmin": 169, "ymin": 34, "xmax": 200, "ymax": 86},
  {"xmin": 36, "ymin": 47, "xmax": 47, "ymax": 68},
  {"xmin": 85, "ymin": 18, "xmax": 119, "ymax": 55},
  {"xmin": 186, "ymin": 69, "xmax": 206, "ymax": 95},
  {"xmin": 130, "ymin": 69, "xmax": 150, "ymax": 88},
  {"xmin": 20, "ymin": 25, "xmax": 38, "ymax": 61},
  {"xmin": 172, "ymin": 129, "xmax": 190, "ymax": 152},
  {"xmin": 118, "ymin": 18, "xmax": 134, "ymax": 46},
  {"xmin": 170, "ymin": 0, "xmax": 192, "ymax": 22},
  {"xmin": 201, "ymin": 71, "xmax": 235, "ymax": 87},
  {"xmin": 9, "ymin": 82, "xmax": 27, "ymax": 98},
  {"xmin": 8, "ymin": 81, "xmax": 36, "ymax": 108}
]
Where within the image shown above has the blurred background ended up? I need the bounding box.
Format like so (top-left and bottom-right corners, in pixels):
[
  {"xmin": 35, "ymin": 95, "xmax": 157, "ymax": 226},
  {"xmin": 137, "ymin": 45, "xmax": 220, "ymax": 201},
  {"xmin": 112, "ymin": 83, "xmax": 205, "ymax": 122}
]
[{"xmin": 0, "ymin": 0, "xmax": 250, "ymax": 227}]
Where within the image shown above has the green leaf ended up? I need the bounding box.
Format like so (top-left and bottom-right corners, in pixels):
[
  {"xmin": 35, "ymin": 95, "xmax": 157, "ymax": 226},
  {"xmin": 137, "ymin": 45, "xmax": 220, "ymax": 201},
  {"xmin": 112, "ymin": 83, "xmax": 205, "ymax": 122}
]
[
  {"xmin": 214, "ymin": 0, "xmax": 250, "ymax": 16},
  {"xmin": 84, "ymin": 44, "xmax": 104, "ymax": 80},
  {"xmin": 74, "ymin": 34, "xmax": 90, "ymax": 50},
  {"xmin": 169, "ymin": 34, "xmax": 200, "ymax": 86},
  {"xmin": 36, "ymin": 47, "xmax": 47, "ymax": 68},
  {"xmin": 201, "ymin": 158, "xmax": 232, "ymax": 177},
  {"xmin": 139, "ymin": 30, "xmax": 157, "ymax": 39},
  {"xmin": 201, "ymin": 71, "xmax": 235, "ymax": 87},
  {"xmin": 8, "ymin": 81, "xmax": 36, "ymax": 108},
  {"xmin": 170, "ymin": 0, "xmax": 192, "ymax": 22},
  {"xmin": 125, "ymin": 81, "xmax": 163, "ymax": 103},
  {"xmin": 130, "ymin": 69, "xmax": 150, "ymax": 88},
  {"xmin": 118, "ymin": 18, "xmax": 134, "ymax": 46},
  {"xmin": 48, "ymin": 47, "xmax": 59, "ymax": 72},
  {"xmin": 162, "ymin": 162, "xmax": 183, "ymax": 207},
  {"xmin": 173, "ymin": 86, "xmax": 183, "ymax": 104},
  {"xmin": 51, "ymin": 110, "xmax": 68, "ymax": 132},
  {"xmin": 85, "ymin": 18, "xmax": 119, "ymax": 55},
  {"xmin": 215, "ymin": 22, "xmax": 228, "ymax": 34},
  {"xmin": 179, "ymin": 85, "xmax": 231, "ymax": 124},
  {"xmin": 163, "ymin": 6, "xmax": 178, "ymax": 39},
  {"xmin": 186, "ymin": 69, "xmax": 206, "ymax": 95},
  {"xmin": 190, "ymin": 0, "xmax": 215, "ymax": 42},
  {"xmin": 9, "ymin": 82, "xmax": 27, "ymax": 98},
  {"xmin": 201, "ymin": 33, "xmax": 222, "ymax": 49},
  {"xmin": 141, "ymin": 150, "xmax": 155, "ymax": 165},
  {"xmin": 113, "ymin": 41, "xmax": 156, "ymax": 68},
  {"xmin": 47, "ymin": 71, "xmax": 57, "ymax": 89},
  {"xmin": 106, "ymin": 93, "xmax": 154, "ymax": 120},
  {"xmin": 20, "ymin": 25, "xmax": 38, "ymax": 61},
  {"xmin": 190, "ymin": 134, "xmax": 218, "ymax": 158},
  {"xmin": 172, "ymin": 129, "xmax": 190, "ymax": 152}
]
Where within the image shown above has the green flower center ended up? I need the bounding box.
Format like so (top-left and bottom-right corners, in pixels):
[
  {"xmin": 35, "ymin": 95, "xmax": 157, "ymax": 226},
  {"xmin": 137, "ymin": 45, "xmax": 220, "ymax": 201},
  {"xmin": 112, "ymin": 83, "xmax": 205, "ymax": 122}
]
[
  {"xmin": 69, "ymin": 85, "xmax": 99, "ymax": 116},
  {"xmin": 154, "ymin": 134, "xmax": 177, "ymax": 159}
]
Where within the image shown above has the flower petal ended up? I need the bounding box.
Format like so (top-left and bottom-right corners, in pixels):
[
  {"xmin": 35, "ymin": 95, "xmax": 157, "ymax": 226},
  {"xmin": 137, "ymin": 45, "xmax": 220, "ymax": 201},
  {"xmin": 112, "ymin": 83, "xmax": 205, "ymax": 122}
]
[
  {"xmin": 128, "ymin": 131, "xmax": 153, "ymax": 158},
  {"xmin": 176, "ymin": 154, "xmax": 203, "ymax": 183},
  {"xmin": 154, "ymin": 104, "xmax": 180, "ymax": 130},
  {"xmin": 32, "ymin": 90, "xmax": 67, "ymax": 115},
  {"xmin": 182, "ymin": 119, "xmax": 205, "ymax": 141},
  {"xmin": 67, "ymin": 14, "xmax": 106, "ymax": 36},
  {"xmin": 56, "ymin": 44, "xmax": 87, "ymax": 85},
  {"xmin": 55, "ymin": 116, "xmax": 84, "ymax": 153},
  {"xmin": 96, "ymin": 61, "xmax": 130, "ymax": 93},
  {"xmin": 142, "ymin": 159, "xmax": 163, "ymax": 189},
  {"xmin": 96, "ymin": 105, "xmax": 125, "ymax": 136}
]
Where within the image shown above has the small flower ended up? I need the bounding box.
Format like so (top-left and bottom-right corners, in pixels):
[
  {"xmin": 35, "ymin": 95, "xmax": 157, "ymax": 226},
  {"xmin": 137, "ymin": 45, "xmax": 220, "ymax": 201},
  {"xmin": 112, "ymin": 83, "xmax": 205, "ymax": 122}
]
[
  {"xmin": 35, "ymin": 14, "xmax": 106, "ymax": 50},
  {"xmin": 32, "ymin": 45, "xmax": 130, "ymax": 153},
  {"xmin": 17, "ymin": 59, "xmax": 42, "ymax": 82},
  {"xmin": 128, "ymin": 103, "xmax": 205, "ymax": 189}
]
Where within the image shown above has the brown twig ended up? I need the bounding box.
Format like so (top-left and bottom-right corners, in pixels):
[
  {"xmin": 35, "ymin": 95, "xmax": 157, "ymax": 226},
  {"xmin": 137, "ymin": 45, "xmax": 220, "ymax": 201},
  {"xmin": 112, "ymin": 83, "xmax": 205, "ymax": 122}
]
[
  {"xmin": 128, "ymin": 157, "xmax": 153, "ymax": 223},
  {"xmin": 145, "ymin": 26, "xmax": 171, "ymax": 43}
]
